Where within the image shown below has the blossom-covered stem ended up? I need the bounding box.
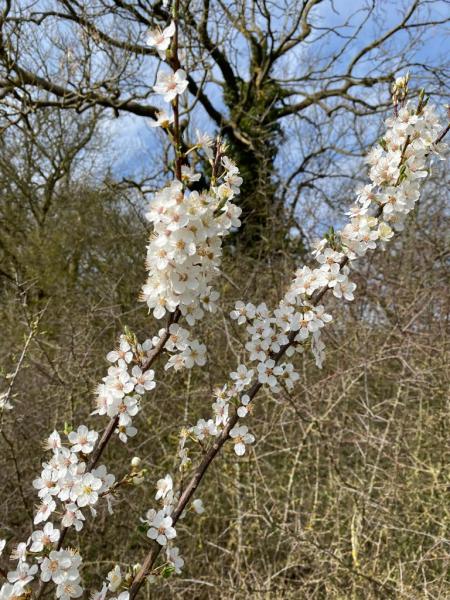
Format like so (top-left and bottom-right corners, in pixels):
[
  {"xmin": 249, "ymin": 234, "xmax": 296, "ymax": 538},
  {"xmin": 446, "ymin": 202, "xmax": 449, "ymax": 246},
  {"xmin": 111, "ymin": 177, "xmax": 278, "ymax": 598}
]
[
  {"xmin": 130, "ymin": 327, "xmax": 317, "ymax": 595},
  {"xmin": 128, "ymin": 122, "xmax": 449, "ymax": 599},
  {"xmin": 3, "ymin": 17, "xmax": 244, "ymax": 599},
  {"xmin": 34, "ymin": 312, "xmax": 181, "ymax": 599},
  {"xmin": 92, "ymin": 305, "xmax": 180, "ymax": 463},
  {"xmin": 87, "ymin": 310, "xmax": 180, "ymax": 472},
  {"xmin": 171, "ymin": 0, "xmax": 182, "ymax": 182}
]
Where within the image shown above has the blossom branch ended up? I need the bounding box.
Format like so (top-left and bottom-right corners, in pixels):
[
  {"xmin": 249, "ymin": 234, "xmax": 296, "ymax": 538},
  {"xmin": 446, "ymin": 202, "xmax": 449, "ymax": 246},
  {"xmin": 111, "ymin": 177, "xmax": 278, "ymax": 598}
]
[
  {"xmin": 33, "ymin": 310, "xmax": 180, "ymax": 599},
  {"xmin": 128, "ymin": 103, "xmax": 449, "ymax": 598},
  {"xmin": 0, "ymin": 11, "xmax": 246, "ymax": 600},
  {"xmin": 87, "ymin": 310, "xmax": 180, "ymax": 473}
]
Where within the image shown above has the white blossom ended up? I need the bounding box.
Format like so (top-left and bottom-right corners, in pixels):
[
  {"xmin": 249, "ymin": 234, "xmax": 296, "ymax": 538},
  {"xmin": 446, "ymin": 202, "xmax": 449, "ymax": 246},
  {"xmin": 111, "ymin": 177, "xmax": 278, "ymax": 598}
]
[
  {"xmin": 116, "ymin": 424, "xmax": 137, "ymax": 444},
  {"xmin": 56, "ymin": 580, "xmax": 83, "ymax": 600},
  {"xmin": 329, "ymin": 268, "xmax": 357, "ymax": 301},
  {"xmin": 181, "ymin": 340, "xmax": 207, "ymax": 369},
  {"xmin": 40, "ymin": 549, "xmax": 81, "ymax": 585},
  {"xmin": 34, "ymin": 497, "xmax": 56, "ymax": 525},
  {"xmin": 291, "ymin": 311, "xmax": 320, "ymax": 341},
  {"xmin": 61, "ymin": 504, "xmax": 85, "ymax": 531},
  {"xmin": 30, "ymin": 522, "xmax": 60, "ymax": 552},
  {"xmin": 229, "ymin": 425, "xmax": 255, "ymax": 456},
  {"xmin": 7, "ymin": 562, "xmax": 38, "ymax": 587},
  {"xmin": 107, "ymin": 565, "xmax": 122, "ymax": 592},
  {"xmin": 166, "ymin": 546, "xmax": 184, "ymax": 574},
  {"xmin": 230, "ymin": 301, "xmax": 256, "ymax": 325},
  {"xmin": 196, "ymin": 130, "xmax": 214, "ymax": 160},
  {"xmin": 146, "ymin": 511, "xmax": 176, "ymax": 546},
  {"xmin": 33, "ymin": 468, "xmax": 59, "ymax": 499},
  {"xmin": 279, "ymin": 363, "xmax": 300, "ymax": 390},
  {"xmin": 230, "ymin": 365, "xmax": 254, "ymax": 391},
  {"xmin": 106, "ymin": 337, "xmax": 133, "ymax": 365},
  {"xmin": 192, "ymin": 418, "xmax": 217, "ymax": 441},
  {"xmin": 146, "ymin": 21, "xmax": 175, "ymax": 59},
  {"xmin": 91, "ymin": 465, "xmax": 115, "ymax": 494},
  {"xmin": 10, "ymin": 542, "xmax": 28, "ymax": 563},
  {"xmin": 257, "ymin": 359, "xmax": 283, "ymax": 388},
  {"xmin": 73, "ymin": 473, "xmax": 102, "ymax": 507},
  {"xmin": 155, "ymin": 474, "xmax": 173, "ymax": 501},
  {"xmin": 153, "ymin": 69, "xmax": 188, "ymax": 102},
  {"xmin": 212, "ymin": 397, "xmax": 229, "ymax": 427},
  {"xmin": 45, "ymin": 430, "xmax": 62, "ymax": 451},
  {"xmin": 68, "ymin": 426, "xmax": 98, "ymax": 455}
]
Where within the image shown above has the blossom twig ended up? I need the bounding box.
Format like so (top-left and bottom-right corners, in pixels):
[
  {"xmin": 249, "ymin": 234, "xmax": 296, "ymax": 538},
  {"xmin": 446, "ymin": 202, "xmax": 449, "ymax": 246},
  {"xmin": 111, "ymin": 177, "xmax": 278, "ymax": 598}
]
[{"xmin": 128, "ymin": 118, "xmax": 449, "ymax": 600}]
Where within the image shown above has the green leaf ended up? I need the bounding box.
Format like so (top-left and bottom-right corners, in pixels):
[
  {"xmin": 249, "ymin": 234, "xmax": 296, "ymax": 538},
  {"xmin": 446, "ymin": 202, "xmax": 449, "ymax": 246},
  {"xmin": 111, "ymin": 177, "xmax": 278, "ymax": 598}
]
[{"xmin": 161, "ymin": 565, "xmax": 175, "ymax": 579}]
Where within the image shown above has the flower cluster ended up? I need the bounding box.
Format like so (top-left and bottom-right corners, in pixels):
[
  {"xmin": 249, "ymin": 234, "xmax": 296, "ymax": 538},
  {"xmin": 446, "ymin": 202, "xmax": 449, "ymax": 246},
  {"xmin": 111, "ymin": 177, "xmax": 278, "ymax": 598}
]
[
  {"xmin": 181, "ymin": 299, "xmax": 330, "ymax": 461},
  {"xmin": 139, "ymin": 473, "xmax": 185, "ymax": 576},
  {"xmin": 0, "ymin": 331, "xmax": 161, "ymax": 599},
  {"xmin": 230, "ymin": 97, "xmax": 446, "ymax": 377},
  {"xmin": 33, "ymin": 427, "xmax": 115, "ymax": 520},
  {"xmin": 0, "ymin": 21, "xmax": 242, "ymax": 598},
  {"xmin": 160, "ymin": 323, "xmax": 207, "ymax": 371},
  {"xmin": 93, "ymin": 334, "xmax": 156, "ymax": 442},
  {"xmin": 141, "ymin": 22, "xmax": 243, "ymax": 369},
  {"xmin": 182, "ymin": 295, "xmax": 326, "ymax": 457},
  {"xmin": 312, "ymin": 101, "xmax": 445, "ymax": 297},
  {"xmin": 140, "ymin": 170, "xmax": 242, "ymax": 327},
  {"xmin": 139, "ymin": 468, "xmax": 207, "ymax": 576},
  {"xmin": 2, "ymin": 547, "xmax": 83, "ymax": 600},
  {"xmin": 0, "ymin": 426, "xmax": 116, "ymax": 599},
  {"xmin": 141, "ymin": 473, "xmax": 177, "ymax": 547}
]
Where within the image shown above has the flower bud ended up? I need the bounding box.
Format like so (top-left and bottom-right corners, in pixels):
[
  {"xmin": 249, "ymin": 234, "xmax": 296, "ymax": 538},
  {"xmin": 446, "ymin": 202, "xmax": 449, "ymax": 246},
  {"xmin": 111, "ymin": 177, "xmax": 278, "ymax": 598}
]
[
  {"xmin": 131, "ymin": 456, "xmax": 141, "ymax": 468},
  {"xmin": 192, "ymin": 498, "xmax": 205, "ymax": 514}
]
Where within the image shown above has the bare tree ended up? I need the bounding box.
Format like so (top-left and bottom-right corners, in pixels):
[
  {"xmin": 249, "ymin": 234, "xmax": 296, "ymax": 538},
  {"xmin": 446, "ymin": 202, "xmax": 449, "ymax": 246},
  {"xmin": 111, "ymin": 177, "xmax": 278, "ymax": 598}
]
[{"xmin": 0, "ymin": 108, "xmax": 102, "ymax": 290}]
